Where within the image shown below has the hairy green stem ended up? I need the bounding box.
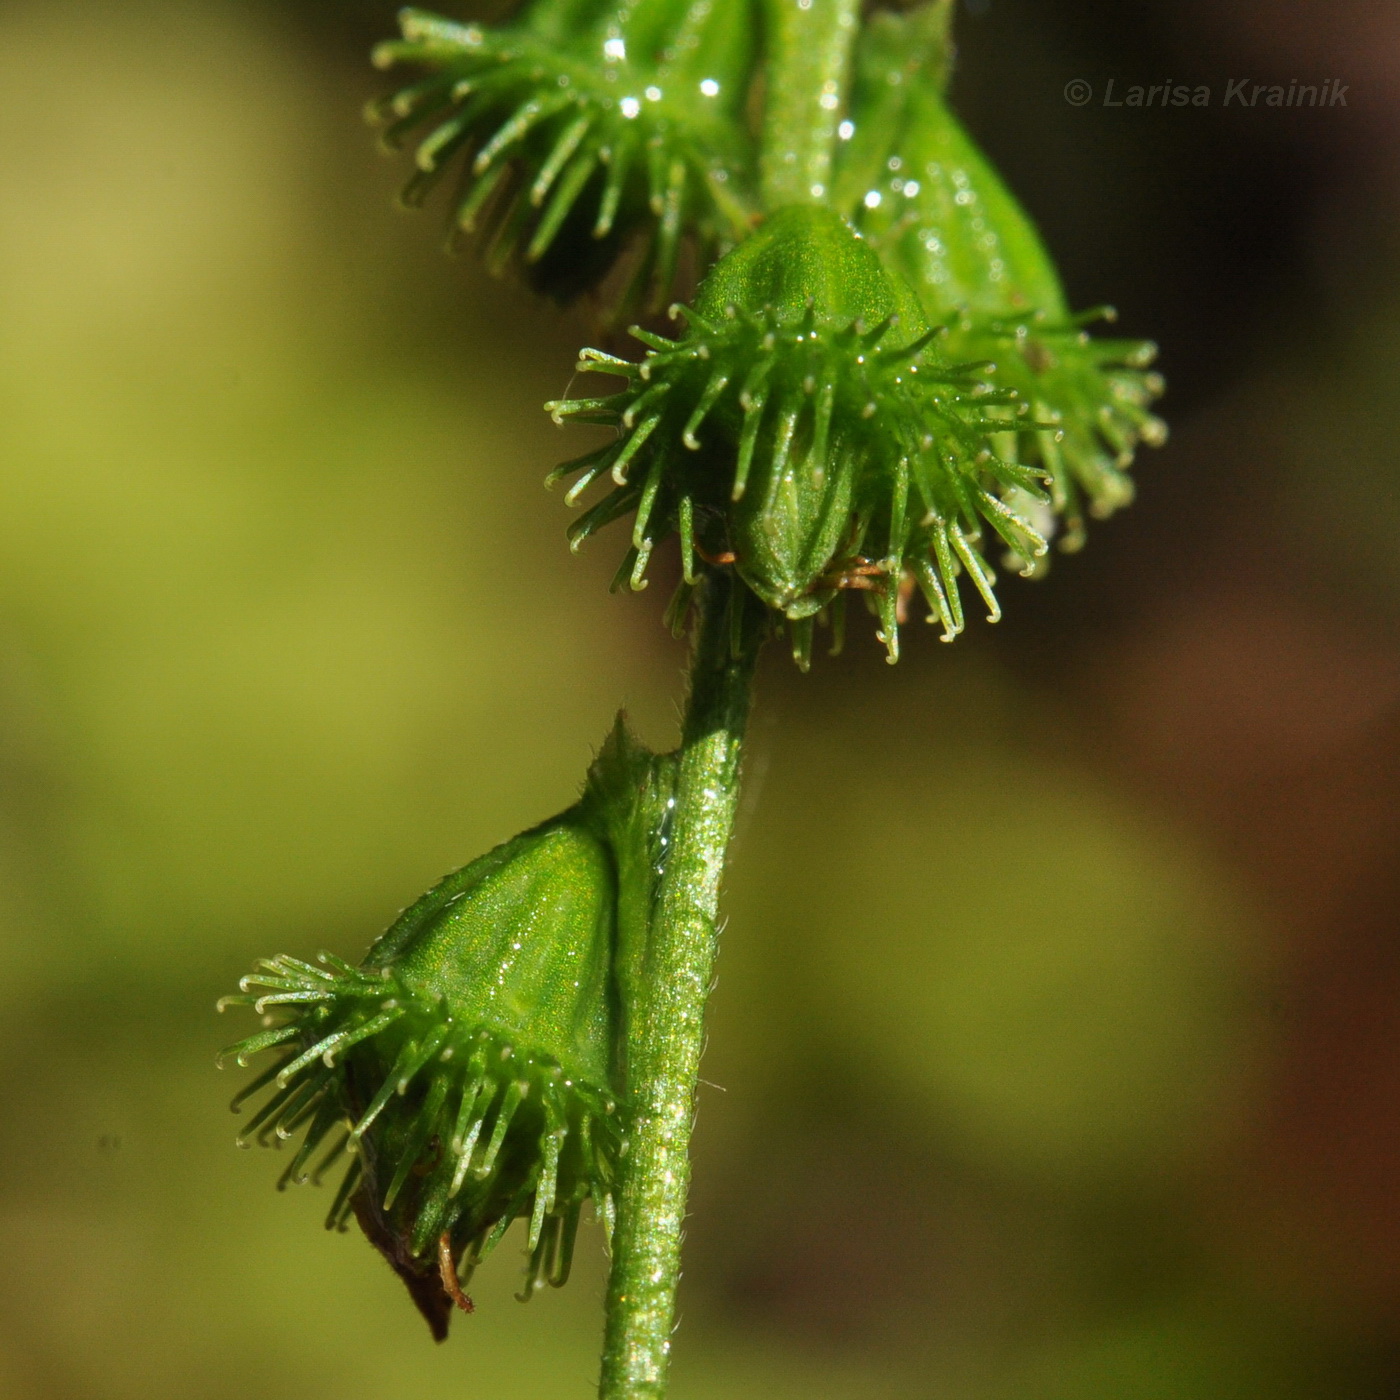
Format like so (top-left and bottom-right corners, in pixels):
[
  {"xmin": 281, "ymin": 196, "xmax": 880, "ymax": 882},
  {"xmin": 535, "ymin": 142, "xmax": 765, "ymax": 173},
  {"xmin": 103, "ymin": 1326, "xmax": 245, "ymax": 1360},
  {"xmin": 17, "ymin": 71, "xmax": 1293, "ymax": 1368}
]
[
  {"xmin": 759, "ymin": 0, "xmax": 862, "ymax": 207},
  {"xmin": 599, "ymin": 575, "xmax": 763, "ymax": 1399}
]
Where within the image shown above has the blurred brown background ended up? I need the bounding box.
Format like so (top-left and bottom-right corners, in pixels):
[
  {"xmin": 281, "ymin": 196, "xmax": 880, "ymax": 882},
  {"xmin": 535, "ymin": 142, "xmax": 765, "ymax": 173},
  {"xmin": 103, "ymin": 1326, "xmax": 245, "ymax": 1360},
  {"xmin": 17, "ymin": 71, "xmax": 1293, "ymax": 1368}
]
[{"xmin": 1, "ymin": 0, "xmax": 1398, "ymax": 1395}]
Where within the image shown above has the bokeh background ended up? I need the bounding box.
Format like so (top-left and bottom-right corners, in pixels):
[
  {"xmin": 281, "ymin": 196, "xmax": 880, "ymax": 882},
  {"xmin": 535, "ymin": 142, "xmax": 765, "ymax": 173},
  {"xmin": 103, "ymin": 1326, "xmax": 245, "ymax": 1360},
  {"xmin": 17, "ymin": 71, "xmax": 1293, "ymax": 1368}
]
[{"xmin": 2, "ymin": 0, "xmax": 1398, "ymax": 1395}]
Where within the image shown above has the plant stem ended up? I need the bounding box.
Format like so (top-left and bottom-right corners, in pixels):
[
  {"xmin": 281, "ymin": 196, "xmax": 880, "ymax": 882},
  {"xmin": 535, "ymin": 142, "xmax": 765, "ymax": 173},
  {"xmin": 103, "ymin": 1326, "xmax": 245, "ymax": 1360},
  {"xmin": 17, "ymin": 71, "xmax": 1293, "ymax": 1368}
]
[
  {"xmin": 759, "ymin": 0, "xmax": 862, "ymax": 208},
  {"xmin": 598, "ymin": 575, "xmax": 763, "ymax": 1399}
]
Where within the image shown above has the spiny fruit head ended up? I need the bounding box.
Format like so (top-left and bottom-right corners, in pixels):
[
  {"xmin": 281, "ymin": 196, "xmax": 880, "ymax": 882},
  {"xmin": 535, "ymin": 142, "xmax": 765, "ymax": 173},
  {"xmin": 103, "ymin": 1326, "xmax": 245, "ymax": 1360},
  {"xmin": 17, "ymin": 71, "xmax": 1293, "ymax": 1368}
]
[
  {"xmin": 547, "ymin": 203, "xmax": 1054, "ymax": 668},
  {"xmin": 371, "ymin": 0, "xmax": 757, "ymax": 311},
  {"xmin": 219, "ymin": 812, "xmax": 622, "ymax": 1340}
]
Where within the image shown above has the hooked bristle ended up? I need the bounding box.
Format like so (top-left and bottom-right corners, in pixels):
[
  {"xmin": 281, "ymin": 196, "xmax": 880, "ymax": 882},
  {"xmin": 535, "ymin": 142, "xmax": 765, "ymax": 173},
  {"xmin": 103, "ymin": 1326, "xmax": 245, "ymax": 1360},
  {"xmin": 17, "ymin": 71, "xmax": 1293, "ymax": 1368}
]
[
  {"xmin": 545, "ymin": 297, "xmax": 1062, "ymax": 661},
  {"xmin": 220, "ymin": 950, "xmax": 621, "ymax": 1327},
  {"xmin": 369, "ymin": 7, "xmax": 754, "ymax": 315}
]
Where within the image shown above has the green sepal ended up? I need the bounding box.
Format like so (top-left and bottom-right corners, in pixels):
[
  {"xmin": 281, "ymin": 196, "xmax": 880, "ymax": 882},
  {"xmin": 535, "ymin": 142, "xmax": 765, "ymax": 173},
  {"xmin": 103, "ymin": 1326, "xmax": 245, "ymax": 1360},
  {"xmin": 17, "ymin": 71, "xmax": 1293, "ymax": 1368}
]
[
  {"xmin": 946, "ymin": 310, "xmax": 1166, "ymax": 546},
  {"xmin": 829, "ymin": 2, "xmax": 957, "ymax": 218},
  {"xmin": 362, "ymin": 817, "xmax": 619, "ymax": 1087},
  {"xmin": 837, "ymin": 8, "xmax": 1065, "ymax": 318}
]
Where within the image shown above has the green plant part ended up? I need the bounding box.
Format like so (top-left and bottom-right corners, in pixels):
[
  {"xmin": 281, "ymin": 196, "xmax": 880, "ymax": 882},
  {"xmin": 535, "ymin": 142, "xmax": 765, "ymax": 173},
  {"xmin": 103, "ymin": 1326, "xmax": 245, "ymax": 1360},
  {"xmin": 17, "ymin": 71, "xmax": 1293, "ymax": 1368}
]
[
  {"xmin": 834, "ymin": 6, "xmax": 1060, "ymax": 318},
  {"xmin": 836, "ymin": 5, "xmax": 1166, "ymax": 548},
  {"xmin": 756, "ymin": 0, "xmax": 862, "ymax": 207},
  {"xmin": 218, "ymin": 802, "xmax": 629, "ymax": 1339},
  {"xmin": 953, "ymin": 311, "xmax": 1166, "ymax": 552},
  {"xmin": 372, "ymin": 0, "xmax": 757, "ymax": 308},
  {"xmin": 221, "ymin": 3, "xmax": 1168, "ymax": 1395},
  {"xmin": 547, "ymin": 204, "xmax": 1052, "ymax": 667}
]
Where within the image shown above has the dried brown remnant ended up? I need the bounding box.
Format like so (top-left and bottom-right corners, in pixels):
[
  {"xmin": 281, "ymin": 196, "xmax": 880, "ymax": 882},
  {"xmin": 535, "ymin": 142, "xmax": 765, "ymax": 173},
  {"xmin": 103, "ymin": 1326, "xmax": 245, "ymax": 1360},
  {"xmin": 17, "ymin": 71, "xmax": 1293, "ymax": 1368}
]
[
  {"xmin": 439, "ymin": 1232, "xmax": 476, "ymax": 1317},
  {"xmin": 352, "ymin": 1189, "xmax": 455, "ymax": 1341}
]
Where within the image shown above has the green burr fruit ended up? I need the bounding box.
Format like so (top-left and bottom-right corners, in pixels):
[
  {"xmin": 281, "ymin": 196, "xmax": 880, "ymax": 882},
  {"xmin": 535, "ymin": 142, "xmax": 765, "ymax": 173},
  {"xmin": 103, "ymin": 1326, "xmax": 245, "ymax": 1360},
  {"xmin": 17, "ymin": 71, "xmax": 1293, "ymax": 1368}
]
[
  {"xmin": 370, "ymin": 0, "xmax": 758, "ymax": 311},
  {"xmin": 548, "ymin": 203, "xmax": 1051, "ymax": 666},
  {"xmin": 219, "ymin": 808, "xmax": 625, "ymax": 1339}
]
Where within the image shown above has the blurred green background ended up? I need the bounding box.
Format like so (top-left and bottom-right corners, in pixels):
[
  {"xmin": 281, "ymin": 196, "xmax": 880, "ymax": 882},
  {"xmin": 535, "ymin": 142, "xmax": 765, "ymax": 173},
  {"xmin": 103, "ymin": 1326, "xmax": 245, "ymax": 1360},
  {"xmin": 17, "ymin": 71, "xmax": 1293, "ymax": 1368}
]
[{"xmin": 2, "ymin": 0, "xmax": 1399, "ymax": 1395}]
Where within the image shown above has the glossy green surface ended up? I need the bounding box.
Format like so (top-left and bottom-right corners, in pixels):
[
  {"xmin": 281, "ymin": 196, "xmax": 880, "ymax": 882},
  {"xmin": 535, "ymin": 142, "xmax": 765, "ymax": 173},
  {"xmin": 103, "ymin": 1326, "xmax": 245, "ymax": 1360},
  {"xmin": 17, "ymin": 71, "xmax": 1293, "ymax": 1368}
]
[
  {"xmin": 693, "ymin": 204, "xmax": 924, "ymax": 331},
  {"xmin": 757, "ymin": 0, "xmax": 860, "ymax": 207},
  {"xmin": 367, "ymin": 818, "xmax": 618, "ymax": 1088},
  {"xmin": 837, "ymin": 7, "xmax": 1066, "ymax": 317}
]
